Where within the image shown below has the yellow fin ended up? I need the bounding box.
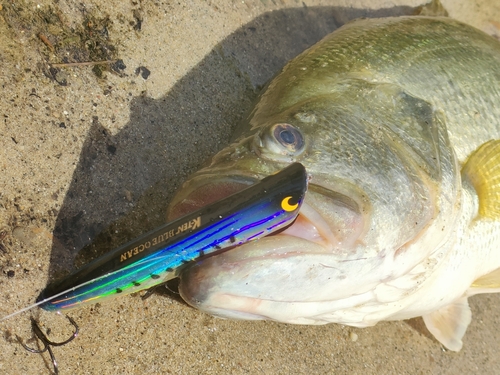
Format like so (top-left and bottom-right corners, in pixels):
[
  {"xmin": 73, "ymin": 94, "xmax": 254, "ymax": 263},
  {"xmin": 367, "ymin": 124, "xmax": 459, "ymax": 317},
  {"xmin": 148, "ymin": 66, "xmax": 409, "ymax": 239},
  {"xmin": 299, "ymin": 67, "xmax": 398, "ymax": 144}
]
[
  {"xmin": 462, "ymin": 140, "xmax": 500, "ymax": 219},
  {"xmin": 471, "ymin": 267, "xmax": 500, "ymax": 289}
]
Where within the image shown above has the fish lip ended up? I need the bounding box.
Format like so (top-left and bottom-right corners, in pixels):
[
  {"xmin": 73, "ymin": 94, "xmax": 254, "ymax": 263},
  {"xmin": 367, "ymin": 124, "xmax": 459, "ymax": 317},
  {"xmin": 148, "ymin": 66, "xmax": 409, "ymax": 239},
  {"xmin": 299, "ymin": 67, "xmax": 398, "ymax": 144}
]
[{"xmin": 167, "ymin": 173, "xmax": 259, "ymax": 220}]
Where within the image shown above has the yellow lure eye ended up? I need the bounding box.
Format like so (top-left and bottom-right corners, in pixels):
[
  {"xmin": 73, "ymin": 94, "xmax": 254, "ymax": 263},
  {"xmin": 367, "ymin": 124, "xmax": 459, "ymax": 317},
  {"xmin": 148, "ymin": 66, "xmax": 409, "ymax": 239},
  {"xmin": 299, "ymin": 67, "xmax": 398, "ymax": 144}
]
[{"xmin": 281, "ymin": 196, "xmax": 299, "ymax": 211}]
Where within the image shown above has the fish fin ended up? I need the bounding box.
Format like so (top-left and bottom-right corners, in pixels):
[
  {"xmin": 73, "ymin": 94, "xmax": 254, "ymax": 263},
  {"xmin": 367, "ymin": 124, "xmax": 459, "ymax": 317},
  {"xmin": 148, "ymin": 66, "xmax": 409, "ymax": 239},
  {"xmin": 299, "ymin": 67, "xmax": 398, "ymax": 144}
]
[
  {"xmin": 469, "ymin": 267, "xmax": 500, "ymax": 294},
  {"xmin": 414, "ymin": 0, "xmax": 449, "ymax": 17},
  {"xmin": 462, "ymin": 140, "xmax": 500, "ymax": 219},
  {"xmin": 422, "ymin": 297, "xmax": 471, "ymax": 352}
]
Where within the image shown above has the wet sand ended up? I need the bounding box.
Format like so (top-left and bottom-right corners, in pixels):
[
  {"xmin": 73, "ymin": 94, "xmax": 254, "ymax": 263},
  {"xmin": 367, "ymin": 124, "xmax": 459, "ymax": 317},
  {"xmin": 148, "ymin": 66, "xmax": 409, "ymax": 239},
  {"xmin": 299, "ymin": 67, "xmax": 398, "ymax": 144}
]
[{"xmin": 1, "ymin": 0, "xmax": 499, "ymax": 374}]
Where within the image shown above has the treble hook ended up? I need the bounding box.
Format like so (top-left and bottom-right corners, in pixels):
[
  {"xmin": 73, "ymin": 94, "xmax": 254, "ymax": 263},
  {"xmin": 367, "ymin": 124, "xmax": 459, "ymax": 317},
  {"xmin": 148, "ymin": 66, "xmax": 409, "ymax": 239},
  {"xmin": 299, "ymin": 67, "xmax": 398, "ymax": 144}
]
[{"xmin": 16, "ymin": 315, "xmax": 79, "ymax": 375}]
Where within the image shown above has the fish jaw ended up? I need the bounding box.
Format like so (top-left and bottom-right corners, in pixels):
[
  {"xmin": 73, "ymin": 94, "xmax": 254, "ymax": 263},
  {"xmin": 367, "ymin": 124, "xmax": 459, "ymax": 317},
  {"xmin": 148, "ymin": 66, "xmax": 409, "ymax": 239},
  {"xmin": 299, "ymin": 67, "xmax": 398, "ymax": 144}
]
[
  {"xmin": 177, "ymin": 234, "xmax": 386, "ymax": 324},
  {"xmin": 170, "ymin": 174, "xmax": 385, "ymax": 323}
]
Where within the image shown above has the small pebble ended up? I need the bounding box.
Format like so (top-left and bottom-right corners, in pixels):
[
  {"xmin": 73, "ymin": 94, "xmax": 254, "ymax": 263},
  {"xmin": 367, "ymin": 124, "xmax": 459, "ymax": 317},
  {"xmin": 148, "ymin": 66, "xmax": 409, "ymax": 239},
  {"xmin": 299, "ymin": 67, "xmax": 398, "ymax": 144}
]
[{"xmin": 350, "ymin": 332, "xmax": 358, "ymax": 342}]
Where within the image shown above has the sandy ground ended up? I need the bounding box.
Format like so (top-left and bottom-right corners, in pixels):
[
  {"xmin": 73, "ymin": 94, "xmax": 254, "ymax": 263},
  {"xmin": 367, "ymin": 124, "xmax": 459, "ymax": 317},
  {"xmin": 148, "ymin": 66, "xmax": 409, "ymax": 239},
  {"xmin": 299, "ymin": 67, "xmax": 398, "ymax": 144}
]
[{"xmin": 1, "ymin": 0, "xmax": 500, "ymax": 374}]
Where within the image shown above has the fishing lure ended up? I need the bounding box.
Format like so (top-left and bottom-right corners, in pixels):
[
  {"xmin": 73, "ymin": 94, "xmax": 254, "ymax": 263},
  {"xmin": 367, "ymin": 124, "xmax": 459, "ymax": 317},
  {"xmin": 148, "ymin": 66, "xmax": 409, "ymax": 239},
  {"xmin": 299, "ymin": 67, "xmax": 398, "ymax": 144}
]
[
  {"xmin": 6, "ymin": 162, "xmax": 306, "ymax": 375},
  {"xmin": 20, "ymin": 162, "xmax": 307, "ymax": 313}
]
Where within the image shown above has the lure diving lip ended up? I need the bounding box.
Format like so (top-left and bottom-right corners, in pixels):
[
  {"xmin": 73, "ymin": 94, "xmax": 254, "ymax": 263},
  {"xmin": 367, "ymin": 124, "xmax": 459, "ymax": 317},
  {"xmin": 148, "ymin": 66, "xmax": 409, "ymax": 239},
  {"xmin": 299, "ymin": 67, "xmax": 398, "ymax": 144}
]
[{"xmin": 36, "ymin": 162, "xmax": 308, "ymax": 311}]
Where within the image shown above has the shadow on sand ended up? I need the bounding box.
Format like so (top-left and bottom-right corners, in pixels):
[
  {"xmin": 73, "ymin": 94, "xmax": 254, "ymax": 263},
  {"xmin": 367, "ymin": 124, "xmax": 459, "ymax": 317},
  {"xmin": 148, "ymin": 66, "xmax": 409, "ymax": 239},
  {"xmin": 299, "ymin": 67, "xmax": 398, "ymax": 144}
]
[{"xmin": 48, "ymin": 5, "xmax": 419, "ymax": 287}]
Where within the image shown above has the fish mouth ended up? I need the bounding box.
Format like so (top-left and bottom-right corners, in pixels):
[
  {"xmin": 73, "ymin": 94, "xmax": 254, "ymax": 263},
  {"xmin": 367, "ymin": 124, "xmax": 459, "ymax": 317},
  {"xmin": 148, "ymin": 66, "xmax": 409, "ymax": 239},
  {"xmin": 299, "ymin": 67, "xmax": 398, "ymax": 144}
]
[
  {"xmin": 279, "ymin": 200, "xmax": 337, "ymax": 249},
  {"xmin": 168, "ymin": 174, "xmax": 347, "ymax": 251},
  {"xmin": 169, "ymin": 173, "xmax": 369, "ymax": 320}
]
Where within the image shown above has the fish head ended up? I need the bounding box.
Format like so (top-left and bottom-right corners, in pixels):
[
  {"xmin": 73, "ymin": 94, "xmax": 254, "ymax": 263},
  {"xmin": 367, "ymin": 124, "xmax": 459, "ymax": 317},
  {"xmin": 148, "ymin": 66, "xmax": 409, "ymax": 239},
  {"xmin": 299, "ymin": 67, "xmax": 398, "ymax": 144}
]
[{"xmin": 167, "ymin": 79, "xmax": 460, "ymax": 324}]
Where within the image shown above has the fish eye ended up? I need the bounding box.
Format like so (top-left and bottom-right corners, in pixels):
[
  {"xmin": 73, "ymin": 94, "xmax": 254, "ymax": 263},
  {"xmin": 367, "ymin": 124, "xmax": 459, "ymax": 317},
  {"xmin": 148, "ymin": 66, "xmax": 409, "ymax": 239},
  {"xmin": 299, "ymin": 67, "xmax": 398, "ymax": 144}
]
[
  {"xmin": 253, "ymin": 122, "xmax": 306, "ymax": 160},
  {"xmin": 272, "ymin": 123, "xmax": 304, "ymax": 153}
]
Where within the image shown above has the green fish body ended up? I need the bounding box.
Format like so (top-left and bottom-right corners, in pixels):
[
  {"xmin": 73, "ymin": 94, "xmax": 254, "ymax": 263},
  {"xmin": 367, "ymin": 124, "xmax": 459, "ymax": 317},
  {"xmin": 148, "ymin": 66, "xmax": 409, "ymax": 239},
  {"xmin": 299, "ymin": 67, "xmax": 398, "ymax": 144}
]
[{"xmin": 168, "ymin": 17, "xmax": 500, "ymax": 351}]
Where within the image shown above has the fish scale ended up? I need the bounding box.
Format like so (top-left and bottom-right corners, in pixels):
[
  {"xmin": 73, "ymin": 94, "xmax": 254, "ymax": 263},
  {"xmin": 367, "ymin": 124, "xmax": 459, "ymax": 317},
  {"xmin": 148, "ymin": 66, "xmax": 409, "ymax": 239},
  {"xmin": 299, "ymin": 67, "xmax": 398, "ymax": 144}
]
[{"xmin": 253, "ymin": 17, "xmax": 500, "ymax": 163}]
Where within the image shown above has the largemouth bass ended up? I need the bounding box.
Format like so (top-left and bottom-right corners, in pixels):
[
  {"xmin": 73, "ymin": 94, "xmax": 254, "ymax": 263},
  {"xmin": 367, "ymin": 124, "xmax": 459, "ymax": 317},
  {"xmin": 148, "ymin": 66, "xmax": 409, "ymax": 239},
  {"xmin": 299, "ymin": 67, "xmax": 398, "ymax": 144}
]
[{"xmin": 167, "ymin": 16, "xmax": 500, "ymax": 351}]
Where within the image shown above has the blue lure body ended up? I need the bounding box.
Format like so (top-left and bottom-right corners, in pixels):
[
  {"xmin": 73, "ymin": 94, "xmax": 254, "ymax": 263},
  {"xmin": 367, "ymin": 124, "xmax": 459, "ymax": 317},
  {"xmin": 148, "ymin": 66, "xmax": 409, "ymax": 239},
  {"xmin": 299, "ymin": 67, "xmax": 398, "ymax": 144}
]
[{"xmin": 38, "ymin": 163, "xmax": 307, "ymax": 311}]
